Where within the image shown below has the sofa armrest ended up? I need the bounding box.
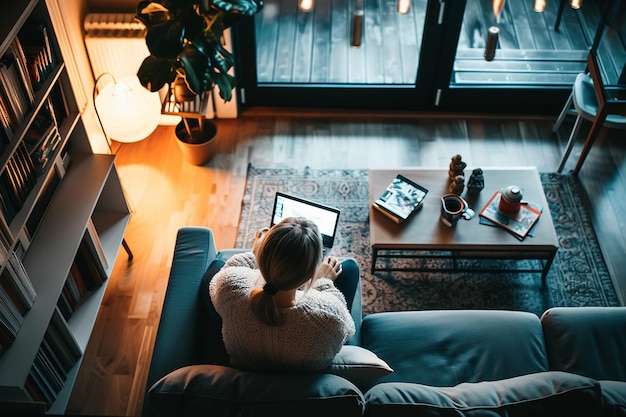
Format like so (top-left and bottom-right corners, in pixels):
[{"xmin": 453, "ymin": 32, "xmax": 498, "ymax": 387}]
[
  {"xmin": 143, "ymin": 227, "xmax": 218, "ymax": 416},
  {"xmin": 217, "ymin": 248, "xmax": 249, "ymax": 260},
  {"xmin": 541, "ymin": 306, "xmax": 626, "ymax": 381}
]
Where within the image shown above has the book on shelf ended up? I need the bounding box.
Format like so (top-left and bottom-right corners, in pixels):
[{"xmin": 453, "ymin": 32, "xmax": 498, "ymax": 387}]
[
  {"xmin": 47, "ymin": 307, "xmax": 82, "ymax": 365},
  {"xmin": 0, "ymin": 283, "xmax": 24, "ymax": 346},
  {"xmin": 26, "ymin": 308, "xmax": 81, "ymax": 408},
  {"xmin": 19, "ymin": 20, "xmax": 55, "ymax": 89},
  {"xmin": 373, "ymin": 174, "xmax": 429, "ymax": 223},
  {"xmin": 31, "ymin": 129, "xmax": 60, "ymax": 173},
  {"xmin": 0, "ymin": 166, "xmax": 23, "ymax": 218},
  {"xmin": 28, "ymin": 355, "xmax": 57, "ymax": 406},
  {"xmin": 8, "ymin": 37, "xmax": 36, "ymax": 103},
  {"xmin": 0, "ymin": 177, "xmax": 17, "ymax": 223},
  {"xmin": 0, "ymin": 73, "xmax": 24, "ymax": 132},
  {"xmin": 71, "ymin": 235, "xmax": 107, "ymax": 292},
  {"xmin": 56, "ymin": 285, "xmax": 74, "ymax": 321},
  {"xmin": 0, "ymin": 252, "xmax": 37, "ymax": 314},
  {"xmin": 47, "ymin": 84, "xmax": 69, "ymax": 128},
  {"xmin": 479, "ymin": 190, "xmax": 542, "ymax": 240},
  {"xmin": 0, "ymin": 142, "xmax": 39, "ymax": 223},
  {"xmin": 0, "ymin": 56, "xmax": 31, "ymax": 127},
  {"xmin": 7, "ymin": 251, "xmax": 37, "ymax": 303},
  {"xmin": 57, "ymin": 266, "xmax": 88, "ymax": 321},
  {"xmin": 0, "ymin": 215, "xmax": 11, "ymax": 259},
  {"xmin": 0, "ymin": 96, "xmax": 15, "ymax": 143},
  {"xmin": 15, "ymin": 142, "xmax": 37, "ymax": 189},
  {"xmin": 24, "ymin": 110, "xmax": 55, "ymax": 148},
  {"xmin": 8, "ymin": 156, "xmax": 29, "ymax": 203},
  {"xmin": 67, "ymin": 262, "xmax": 87, "ymax": 299},
  {"xmin": 0, "ymin": 34, "xmax": 39, "ymax": 141}
]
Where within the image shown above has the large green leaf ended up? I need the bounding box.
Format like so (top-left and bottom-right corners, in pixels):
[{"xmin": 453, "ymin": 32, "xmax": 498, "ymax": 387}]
[
  {"xmin": 213, "ymin": 72, "xmax": 237, "ymax": 102},
  {"xmin": 180, "ymin": 44, "xmax": 211, "ymax": 94},
  {"xmin": 145, "ymin": 21, "xmax": 185, "ymax": 58},
  {"xmin": 137, "ymin": 55, "xmax": 178, "ymax": 92}
]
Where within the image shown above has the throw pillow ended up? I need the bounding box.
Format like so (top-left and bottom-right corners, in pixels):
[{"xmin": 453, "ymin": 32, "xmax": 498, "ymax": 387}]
[
  {"xmin": 325, "ymin": 345, "xmax": 394, "ymax": 392},
  {"xmin": 148, "ymin": 364, "xmax": 365, "ymax": 417},
  {"xmin": 364, "ymin": 371, "xmax": 602, "ymax": 417}
]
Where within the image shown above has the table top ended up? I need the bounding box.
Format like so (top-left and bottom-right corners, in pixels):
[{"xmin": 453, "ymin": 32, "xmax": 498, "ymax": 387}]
[{"xmin": 369, "ymin": 167, "xmax": 559, "ymax": 251}]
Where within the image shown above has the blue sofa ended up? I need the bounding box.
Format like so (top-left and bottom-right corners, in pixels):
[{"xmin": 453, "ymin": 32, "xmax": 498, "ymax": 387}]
[{"xmin": 142, "ymin": 226, "xmax": 626, "ymax": 417}]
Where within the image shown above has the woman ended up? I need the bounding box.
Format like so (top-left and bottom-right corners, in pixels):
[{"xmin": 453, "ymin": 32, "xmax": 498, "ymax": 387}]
[{"xmin": 209, "ymin": 217, "xmax": 360, "ymax": 372}]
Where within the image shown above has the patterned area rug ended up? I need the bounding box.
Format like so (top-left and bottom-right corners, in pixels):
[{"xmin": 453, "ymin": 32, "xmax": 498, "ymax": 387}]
[{"xmin": 236, "ymin": 165, "xmax": 619, "ymax": 316}]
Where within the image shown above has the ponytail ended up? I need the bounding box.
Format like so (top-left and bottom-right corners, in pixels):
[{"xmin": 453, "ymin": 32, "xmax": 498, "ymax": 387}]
[
  {"xmin": 249, "ymin": 217, "xmax": 323, "ymax": 326},
  {"xmin": 250, "ymin": 287, "xmax": 284, "ymax": 326}
]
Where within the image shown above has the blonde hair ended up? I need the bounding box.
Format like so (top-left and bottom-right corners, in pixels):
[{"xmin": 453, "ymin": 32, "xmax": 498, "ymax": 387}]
[{"xmin": 249, "ymin": 217, "xmax": 323, "ymax": 326}]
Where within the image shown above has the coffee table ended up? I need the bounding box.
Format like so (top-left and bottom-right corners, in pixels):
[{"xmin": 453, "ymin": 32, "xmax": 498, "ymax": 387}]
[{"xmin": 368, "ymin": 168, "xmax": 559, "ymax": 283}]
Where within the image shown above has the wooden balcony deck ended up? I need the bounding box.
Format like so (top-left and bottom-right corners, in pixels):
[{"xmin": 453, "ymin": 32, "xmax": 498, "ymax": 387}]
[{"xmin": 255, "ymin": 0, "xmax": 625, "ymax": 86}]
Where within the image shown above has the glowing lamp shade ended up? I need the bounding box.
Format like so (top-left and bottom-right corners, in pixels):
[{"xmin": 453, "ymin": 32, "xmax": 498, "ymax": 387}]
[
  {"xmin": 397, "ymin": 0, "xmax": 410, "ymax": 14},
  {"xmin": 533, "ymin": 0, "xmax": 546, "ymax": 12},
  {"xmin": 570, "ymin": 0, "xmax": 582, "ymax": 10},
  {"xmin": 94, "ymin": 75, "xmax": 161, "ymax": 143},
  {"xmin": 299, "ymin": 0, "xmax": 313, "ymax": 12}
]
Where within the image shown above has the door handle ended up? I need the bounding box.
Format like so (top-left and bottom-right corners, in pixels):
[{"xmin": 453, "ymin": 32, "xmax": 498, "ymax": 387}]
[{"xmin": 438, "ymin": 0, "xmax": 446, "ymax": 25}]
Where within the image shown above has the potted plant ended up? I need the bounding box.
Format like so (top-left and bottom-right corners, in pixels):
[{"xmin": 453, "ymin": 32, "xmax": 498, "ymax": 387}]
[{"xmin": 135, "ymin": 0, "xmax": 263, "ymax": 165}]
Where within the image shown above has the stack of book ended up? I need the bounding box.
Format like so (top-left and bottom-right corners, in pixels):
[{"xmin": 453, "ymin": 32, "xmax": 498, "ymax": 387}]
[
  {"xmin": 0, "ymin": 142, "xmax": 39, "ymax": 224},
  {"xmin": 0, "ymin": 252, "xmax": 36, "ymax": 356},
  {"xmin": 0, "ymin": 39, "xmax": 35, "ymax": 143},
  {"xmin": 479, "ymin": 190, "xmax": 542, "ymax": 240},
  {"xmin": 25, "ymin": 308, "xmax": 81, "ymax": 406},
  {"xmin": 0, "ymin": 21, "xmax": 55, "ymax": 145},
  {"xmin": 57, "ymin": 225, "xmax": 109, "ymax": 321},
  {"xmin": 28, "ymin": 227, "xmax": 108, "ymax": 407}
]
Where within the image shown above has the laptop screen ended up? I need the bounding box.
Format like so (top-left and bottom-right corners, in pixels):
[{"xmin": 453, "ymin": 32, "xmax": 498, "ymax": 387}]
[{"xmin": 270, "ymin": 192, "xmax": 340, "ymax": 249}]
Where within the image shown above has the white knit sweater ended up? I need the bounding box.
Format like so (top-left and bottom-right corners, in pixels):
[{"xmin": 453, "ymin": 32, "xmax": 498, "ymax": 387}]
[{"xmin": 209, "ymin": 252, "xmax": 356, "ymax": 371}]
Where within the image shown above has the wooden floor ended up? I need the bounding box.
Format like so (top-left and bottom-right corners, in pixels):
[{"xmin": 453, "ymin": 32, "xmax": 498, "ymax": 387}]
[{"xmin": 66, "ymin": 111, "xmax": 626, "ymax": 416}]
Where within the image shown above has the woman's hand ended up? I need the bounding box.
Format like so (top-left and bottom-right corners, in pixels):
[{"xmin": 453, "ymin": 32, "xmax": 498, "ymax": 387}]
[
  {"xmin": 252, "ymin": 227, "xmax": 269, "ymax": 255},
  {"xmin": 317, "ymin": 256, "xmax": 343, "ymax": 281}
]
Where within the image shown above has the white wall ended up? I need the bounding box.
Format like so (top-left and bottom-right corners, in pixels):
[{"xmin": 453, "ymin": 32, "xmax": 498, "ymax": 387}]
[{"xmin": 47, "ymin": 0, "xmax": 110, "ymax": 154}]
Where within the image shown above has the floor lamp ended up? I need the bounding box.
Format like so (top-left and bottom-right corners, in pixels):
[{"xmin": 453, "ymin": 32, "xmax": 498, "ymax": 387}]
[
  {"xmin": 93, "ymin": 73, "xmax": 161, "ymax": 152},
  {"xmin": 93, "ymin": 73, "xmax": 162, "ymax": 259}
]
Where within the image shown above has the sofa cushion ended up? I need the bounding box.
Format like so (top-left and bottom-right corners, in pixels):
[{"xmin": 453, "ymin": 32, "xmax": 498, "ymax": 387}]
[
  {"xmin": 600, "ymin": 380, "xmax": 626, "ymax": 417},
  {"xmin": 148, "ymin": 364, "xmax": 365, "ymax": 417},
  {"xmin": 361, "ymin": 310, "xmax": 549, "ymax": 386},
  {"xmin": 199, "ymin": 259, "xmax": 229, "ymax": 365},
  {"xmin": 541, "ymin": 307, "xmax": 626, "ymax": 382},
  {"xmin": 325, "ymin": 345, "xmax": 393, "ymax": 392},
  {"xmin": 363, "ymin": 371, "xmax": 602, "ymax": 417}
]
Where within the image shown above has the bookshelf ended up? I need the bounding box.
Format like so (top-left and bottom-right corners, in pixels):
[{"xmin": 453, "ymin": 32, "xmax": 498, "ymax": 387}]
[{"xmin": 0, "ymin": 0, "xmax": 130, "ymax": 414}]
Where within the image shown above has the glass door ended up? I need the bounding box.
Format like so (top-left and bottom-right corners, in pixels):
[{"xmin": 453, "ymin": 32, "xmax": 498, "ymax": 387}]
[
  {"xmin": 439, "ymin": 0, "xmax": 623, "ymax": 113},
  {"xmin": 235, "ymin": 0, "xmax": 623, "ymax": 112},
  {"xmin": 236, "ymin": 0, "xmax": 459, "ymax": 109}
]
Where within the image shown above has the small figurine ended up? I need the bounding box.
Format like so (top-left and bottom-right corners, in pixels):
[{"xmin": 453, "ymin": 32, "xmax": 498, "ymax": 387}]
[
  {"xmin": 448, "ymin": 174, "xmax": 465, "ymax": 195},
  {"xmin": 467, "ymin": 168, "xmax": 485, "ymax": 194},
  {"xmin": 448, "ymin": 154, "xmax": 467, "ymax": 181}
]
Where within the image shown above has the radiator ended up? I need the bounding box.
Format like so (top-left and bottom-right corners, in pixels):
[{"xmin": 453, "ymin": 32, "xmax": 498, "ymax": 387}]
[
  {"xmin": 83, "ymin": 13, "xmax": 234, "ymax": 119},
  {"xmin": 84, "ymin": 13, "xmax": 148, "ymax": 80}
]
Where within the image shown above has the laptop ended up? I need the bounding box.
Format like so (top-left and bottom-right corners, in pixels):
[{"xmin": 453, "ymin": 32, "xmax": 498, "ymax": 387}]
[{"xmin": 270, "ymin": 192, "xmax": 341, "ymax": 255}]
